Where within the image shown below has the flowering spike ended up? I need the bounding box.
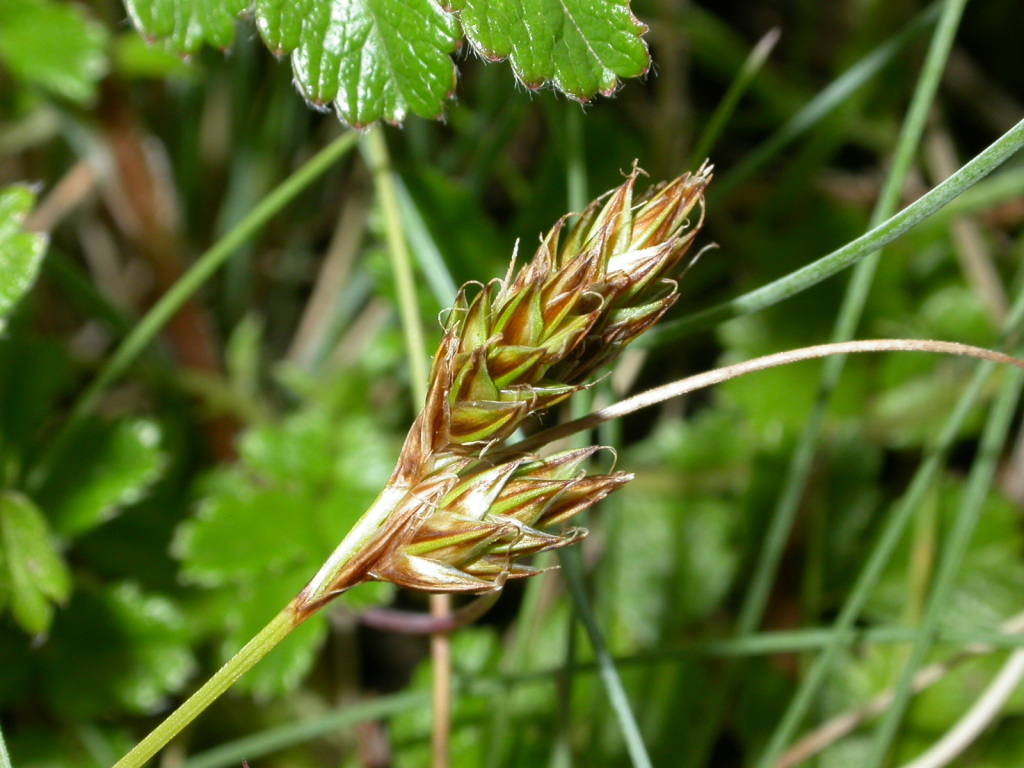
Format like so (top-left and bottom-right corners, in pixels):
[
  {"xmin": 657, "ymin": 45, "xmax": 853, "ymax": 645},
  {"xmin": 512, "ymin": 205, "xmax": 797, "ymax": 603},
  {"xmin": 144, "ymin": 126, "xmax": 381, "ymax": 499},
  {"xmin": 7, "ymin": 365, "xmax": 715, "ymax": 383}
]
[{"xmin": 305, "ymin": 165, "xmax": 711, "ymax": 602}]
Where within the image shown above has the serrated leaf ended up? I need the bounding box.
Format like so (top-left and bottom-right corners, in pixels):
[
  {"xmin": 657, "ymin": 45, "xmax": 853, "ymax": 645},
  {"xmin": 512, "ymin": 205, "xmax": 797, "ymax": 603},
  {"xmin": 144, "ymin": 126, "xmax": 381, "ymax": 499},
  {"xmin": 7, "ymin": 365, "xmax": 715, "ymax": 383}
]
[
  {"xmin": 454, "ymin": 0, "xmax": 650, "ymax": 99},
  {"xmin": 174, "ymin": 473, "xmax": 316, "ymax": 586},
  {"xmin": 257, "ymin": 0, "xmax": 460, "ymax": 126},
  {"xmin": 0, "ymin": 186, "xmax": 47, "ymax": 331},
  {"xmin": 124, "ymin": 0, "xmax": 247, "ymax": 52},
  {"xmin": 0, "ymin": 491, "xmax": 70, "ymax": 635},
  {"xmin": 126, "ymin": 0, "xmax": 460, "ymax": 126},
  {"xmin": 42, "ymin": 583, "xmax": 194, "ymax": 717},
  {"xmin": 0, "ymin": 0, "xmax": 108, "ymax": 102},
  {"xmin": 124, "ymin": 0, "xmax": 649, "ymax": 124},
  {"xmin": 34, "ymin": 418, "xmax": 165, "ymax": 538}
]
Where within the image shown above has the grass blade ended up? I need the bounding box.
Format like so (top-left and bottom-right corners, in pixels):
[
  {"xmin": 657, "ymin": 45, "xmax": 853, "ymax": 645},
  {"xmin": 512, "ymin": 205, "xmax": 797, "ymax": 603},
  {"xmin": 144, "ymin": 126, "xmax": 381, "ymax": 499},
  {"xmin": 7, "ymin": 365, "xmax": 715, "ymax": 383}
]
[
  {"xmin": 689, "ymin": 27, "xmax": 781, "ymax": 166},
  {"xmin": 753, "ymin": 281, "xmax": 1024, "ymax": 768},
  {"xmin": 862, "ymin": 354, "xmax": 1024, "ymax": 766},
  {"xmin": 560, "ymin": 546, "xmax": 654, "ymax": 768},
  {"xmin": 711, "ymin": 3, "xmax": 941, "ymax": 201},
  {"xmin": 645, "ymin": 115, "xmax": 1024, "ymax": 345}
]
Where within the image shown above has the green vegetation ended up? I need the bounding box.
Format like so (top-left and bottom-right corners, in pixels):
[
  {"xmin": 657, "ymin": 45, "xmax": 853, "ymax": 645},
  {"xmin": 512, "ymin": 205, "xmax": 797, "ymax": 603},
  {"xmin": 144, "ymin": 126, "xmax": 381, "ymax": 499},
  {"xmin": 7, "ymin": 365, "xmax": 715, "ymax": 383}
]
[{"xmin": 2, "ymin": 0, "xmax": 1024, "ymax": 766}]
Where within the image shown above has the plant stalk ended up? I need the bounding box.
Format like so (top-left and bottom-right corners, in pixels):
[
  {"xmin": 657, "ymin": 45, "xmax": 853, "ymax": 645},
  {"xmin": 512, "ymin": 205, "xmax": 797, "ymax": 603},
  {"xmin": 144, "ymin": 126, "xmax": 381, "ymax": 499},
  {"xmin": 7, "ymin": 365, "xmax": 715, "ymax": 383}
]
[
  {"xmin": 507, "ymin": 339, "xmax": 1024, "ymax": 454},
  {"xmin": 112, "ymin": 607, "xmax": 297, "ymax": 768},
  {"xmin": 115, "ymin": 482, "xmax": 414, "ymax": 768}
]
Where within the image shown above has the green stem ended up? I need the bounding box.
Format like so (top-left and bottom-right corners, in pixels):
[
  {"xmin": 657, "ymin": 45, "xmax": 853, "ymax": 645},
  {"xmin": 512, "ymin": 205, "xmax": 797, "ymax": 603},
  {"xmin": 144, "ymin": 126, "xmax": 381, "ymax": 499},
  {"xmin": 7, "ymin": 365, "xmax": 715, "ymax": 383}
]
[
  {"xmin": 32, "ymin": 130, "xmax": 359, "ymax": 488},
  {"xmin": 645, "ymin": 115, "xmax": 1024, "ymax": 345},
  {"xmin": 361, "ymin": 127, "xmax": 429, "ymax": 404},
  {"xmin": 112, "ymin": 606, "xmax": 297, "ymax": 768},
  {"xmin": 560, "ymin": 547, "xmax": 654, "ymax": 768},
  {"xmin": 688, "ymin": 27, "xmax": 780, "ymax": 167}
]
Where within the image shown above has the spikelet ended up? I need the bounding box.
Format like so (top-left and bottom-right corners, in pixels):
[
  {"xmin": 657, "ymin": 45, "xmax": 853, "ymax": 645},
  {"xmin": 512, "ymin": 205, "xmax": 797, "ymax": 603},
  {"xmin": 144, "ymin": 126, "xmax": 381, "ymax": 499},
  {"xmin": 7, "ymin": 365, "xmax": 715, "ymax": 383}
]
[{"xmin": 314, "ymin": 165, "xmax": 711, "ymax": 598}]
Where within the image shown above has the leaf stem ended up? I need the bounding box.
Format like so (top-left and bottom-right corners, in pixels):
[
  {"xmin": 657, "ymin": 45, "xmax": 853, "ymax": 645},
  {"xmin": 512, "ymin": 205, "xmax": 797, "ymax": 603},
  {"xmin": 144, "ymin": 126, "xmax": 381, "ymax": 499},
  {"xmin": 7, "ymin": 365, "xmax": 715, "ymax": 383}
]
[{"xmin": 112, "ymin": 606, "xmax": 298, "ymax": 768}]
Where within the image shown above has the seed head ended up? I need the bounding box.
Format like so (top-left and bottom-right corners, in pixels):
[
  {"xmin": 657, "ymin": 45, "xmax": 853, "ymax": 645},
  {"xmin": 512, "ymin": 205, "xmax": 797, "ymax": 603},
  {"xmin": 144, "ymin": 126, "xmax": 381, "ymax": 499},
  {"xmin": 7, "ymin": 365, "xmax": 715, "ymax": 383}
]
[
  {"xmin": 394, "ymin": 163, "xmax": 711, "ymax": 480},
  {"xmin": 319, "ymin": 166, "xmax": 710, "ymax": 599},
  {"xmin": 367, "ymin": 448, "xmax": 631, "ymax": 593}
]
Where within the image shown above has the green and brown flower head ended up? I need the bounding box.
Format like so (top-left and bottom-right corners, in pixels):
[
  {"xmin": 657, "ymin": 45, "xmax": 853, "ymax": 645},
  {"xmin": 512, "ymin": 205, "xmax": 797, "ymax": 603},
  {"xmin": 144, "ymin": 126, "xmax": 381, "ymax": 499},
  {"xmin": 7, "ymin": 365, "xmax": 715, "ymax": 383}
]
[
  {"xmin": 306, "ymin": 166, "xmax": 710, "ymax": 601},
  {"xmin": 369, "ymin": 447, "xmax": 631, "ymax": 593},
  {"xmin": 399, "ymin": 162, "xmax": 712, "ymax": 467}
]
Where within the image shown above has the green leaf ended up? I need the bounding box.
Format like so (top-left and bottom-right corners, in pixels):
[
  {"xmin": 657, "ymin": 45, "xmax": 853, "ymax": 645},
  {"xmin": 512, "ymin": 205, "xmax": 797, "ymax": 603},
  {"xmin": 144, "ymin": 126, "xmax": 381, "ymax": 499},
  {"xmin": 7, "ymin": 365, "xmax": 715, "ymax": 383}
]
[
  {"xmin": 34, "ymin": 418, "xmax": 166, "ymax": 538},
  {"xmin": 123, "ymin": 0, "xmax": 650, "ymax": 124},
  {"xmin": 452, "ymin": 0, "xmax": 650, "ymax": 100},
  {"xmin": 42, "ymin": 583, "xmax": 194, "ymax": 717},
  {"xmin": 0, "ymin": 186, "xmax": 47, "ymax": 331},
  {"xmin": 0, "ymin": 491, "xmax": 70, "ymax": 635},
  {"xmin": 0, "ymin": 0, "xmax": 108, "ymax": 102},
  {"xmin": 175, "ymin": 473, "xmax": 317, "ymax": 586},
  {"xmin": 126, "ymin": 0, "xmax": 460, "ymax": 126},
  {"xmin": 257, "ymin": 0, "xmax": 460, "ymax": 126},
  {"xmin": 124, "ymin": 0, "xmax": 247, "ymax": 52}
]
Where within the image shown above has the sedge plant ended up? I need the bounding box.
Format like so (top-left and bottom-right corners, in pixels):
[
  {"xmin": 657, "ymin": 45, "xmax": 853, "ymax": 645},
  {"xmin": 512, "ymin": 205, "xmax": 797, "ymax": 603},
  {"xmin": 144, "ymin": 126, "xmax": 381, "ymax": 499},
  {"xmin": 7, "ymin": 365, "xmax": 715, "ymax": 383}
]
[{"xmin": 108, "ymin": 162, "xmax": 1024, "ymax": 768}]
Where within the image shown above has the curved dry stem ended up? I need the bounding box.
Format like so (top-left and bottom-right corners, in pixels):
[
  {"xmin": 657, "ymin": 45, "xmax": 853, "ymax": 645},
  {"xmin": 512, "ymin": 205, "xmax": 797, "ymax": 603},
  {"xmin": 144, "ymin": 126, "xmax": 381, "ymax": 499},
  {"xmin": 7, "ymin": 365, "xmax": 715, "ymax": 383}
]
[
  {"xmin": 896, "ymin": 649, "xmax": 1024, "ymax": 768},
  {"xmin": 507, "ymin": 339, "xmax": 1024, "ymax": 455},
  {"xmin": 359, "ymin": 592, "xmax": 502, "ymax": 634}
]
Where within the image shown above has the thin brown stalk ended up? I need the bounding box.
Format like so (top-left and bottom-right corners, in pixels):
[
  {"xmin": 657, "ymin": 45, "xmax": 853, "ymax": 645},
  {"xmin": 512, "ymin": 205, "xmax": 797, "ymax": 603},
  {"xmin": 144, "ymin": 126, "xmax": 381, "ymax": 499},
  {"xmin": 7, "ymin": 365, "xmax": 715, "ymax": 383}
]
[
  {"xmin": 431, "ymin": 594, "xmax": 452, "ymax": 768},
  {"xmin": 24, "ymin": 159, "xmax": 97, "ymax": 234},
  {"xmin": 288, "ymin": 182, "xmax": 368, "ymax": 367},
  {"xmin": 507, "ymin": 339, "xmax": 1024, "ymax": 455}
]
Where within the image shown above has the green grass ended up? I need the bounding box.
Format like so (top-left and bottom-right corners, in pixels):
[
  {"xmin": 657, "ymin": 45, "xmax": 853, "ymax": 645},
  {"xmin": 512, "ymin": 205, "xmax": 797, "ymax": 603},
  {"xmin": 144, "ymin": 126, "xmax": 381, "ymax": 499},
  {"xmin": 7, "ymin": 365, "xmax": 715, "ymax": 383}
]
[{"xmin": 2, "ymin": 1, "xmax": 1024, "ymax": 767}]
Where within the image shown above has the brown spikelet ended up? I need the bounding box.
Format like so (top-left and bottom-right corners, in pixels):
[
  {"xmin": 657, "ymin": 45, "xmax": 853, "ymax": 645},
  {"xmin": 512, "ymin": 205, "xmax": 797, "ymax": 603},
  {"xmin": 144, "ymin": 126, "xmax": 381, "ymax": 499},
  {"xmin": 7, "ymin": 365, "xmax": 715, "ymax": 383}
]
[{"xmin": 306, "ymin": 165, "xmax": 711, "ymax": 600}]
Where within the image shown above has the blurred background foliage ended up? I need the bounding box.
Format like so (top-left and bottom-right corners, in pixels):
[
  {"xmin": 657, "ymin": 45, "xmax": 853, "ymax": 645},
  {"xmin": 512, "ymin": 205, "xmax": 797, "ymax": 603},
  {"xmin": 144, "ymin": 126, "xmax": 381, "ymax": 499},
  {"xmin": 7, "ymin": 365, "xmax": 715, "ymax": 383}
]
[{"xmin": 1, "ymin": 0, "xmax": 1024, "ymax": 766}]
